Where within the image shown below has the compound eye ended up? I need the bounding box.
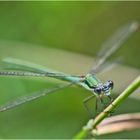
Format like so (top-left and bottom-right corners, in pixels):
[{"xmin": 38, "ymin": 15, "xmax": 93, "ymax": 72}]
[
  {"xmin": 108, "ymin": 80, "xmax": 114, "ymax": 89},
  {"xmin": 94, "ymin": 87, "xmax": 102, "ymax": 94}
]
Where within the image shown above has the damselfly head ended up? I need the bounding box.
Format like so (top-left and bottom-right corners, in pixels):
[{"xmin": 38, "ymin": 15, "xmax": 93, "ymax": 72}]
[
  {"xmin": 103, "ymin": 80, "xmax": 114, "ymax": 95},
  {"xmin": 93, "ymin": 80, "xmax": 114, "ymax": 96}
]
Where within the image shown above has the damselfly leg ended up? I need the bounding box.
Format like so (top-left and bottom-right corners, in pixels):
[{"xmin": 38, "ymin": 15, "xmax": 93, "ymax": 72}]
[
  {"xmin": 83, "ymin": 95, "xmax": 95, "ymax": 117},
  {"xmin": 83, "ymin": 95, "xmax": 113, "ymax": 117}
]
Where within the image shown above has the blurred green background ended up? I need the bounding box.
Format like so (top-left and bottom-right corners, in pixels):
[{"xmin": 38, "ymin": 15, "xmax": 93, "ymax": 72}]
[{"xmin": 0, "ymin": 1, "xmax": 140, "ymax": 139}]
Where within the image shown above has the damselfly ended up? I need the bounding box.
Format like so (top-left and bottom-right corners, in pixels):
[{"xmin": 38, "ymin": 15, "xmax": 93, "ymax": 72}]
[{"xmin": 0, "ymin": 21, "xmax": 139, "ymax": 116}]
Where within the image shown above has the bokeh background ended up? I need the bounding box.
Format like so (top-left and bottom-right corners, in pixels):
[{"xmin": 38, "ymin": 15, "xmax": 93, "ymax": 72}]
[{"xmin": 0, "ymin": 1, "xmax": 140, "ymax": 139}]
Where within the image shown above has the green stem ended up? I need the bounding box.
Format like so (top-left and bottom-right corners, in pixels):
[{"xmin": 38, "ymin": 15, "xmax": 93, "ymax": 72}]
[
  {"xmin": 74, "ymin": 129, "xmax": 89, "ymax": 139},
  {"xmin": 73, "ymin": 75, "xmax": 140, "ymax": 139}
]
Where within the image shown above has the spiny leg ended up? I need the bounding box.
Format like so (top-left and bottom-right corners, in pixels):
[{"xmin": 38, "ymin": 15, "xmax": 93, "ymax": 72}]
[
  {"xmin": 107, "ymin": 95, "xmax": 115, "ymax": 115},
  {"xmin": 94, "ymin": 96, "xmax": 106, "ymax": 115},
  {"xmin": 99, "ymin": 95, "xmax": 115, "ymax": 116},
  {"xmin": 95, "ymin": 97, "xmax": 98, "ymax": 113},
  {"xmin": 83, "ymin": 95, "xmax": 95, "ymax": 118},
  {"xmin": 99, "ymin": 95, "xmax": 107, "ymax": 109},
  {"xmin": 107, "ymin": 95, "xmax": 114, "ymax": 102},
  {"xmin": 95, "ymin": 97, "xmax": 101, "ymax": 115},
  {"xmin": 98, "ymin": 95, "xmax": 114, "ymax": 115}
]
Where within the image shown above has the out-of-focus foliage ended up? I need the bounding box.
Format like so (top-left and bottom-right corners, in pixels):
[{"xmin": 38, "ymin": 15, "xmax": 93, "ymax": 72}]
[
  {"xmin": 0, "ymin": 2, "xmax": 140, "ymax": 68},
  {"xmin": 0, "ymin": 1, "xmax": 139, "ymax": 139}
]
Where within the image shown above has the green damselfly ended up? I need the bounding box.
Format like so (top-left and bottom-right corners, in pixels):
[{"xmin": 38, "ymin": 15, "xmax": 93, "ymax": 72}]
[{"xmin": 0, "ymin": 21, "xmax": 139, "ymax": 116}]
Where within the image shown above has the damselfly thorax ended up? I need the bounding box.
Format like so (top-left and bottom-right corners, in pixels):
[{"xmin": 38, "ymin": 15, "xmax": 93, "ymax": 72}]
[{"xmin": 81, "ymin": 74, "xmax": 113, "ymax": 96}]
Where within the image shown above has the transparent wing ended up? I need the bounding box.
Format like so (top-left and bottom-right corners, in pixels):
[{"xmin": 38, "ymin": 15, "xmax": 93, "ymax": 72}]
[
  {"xmin": 1, "ymin": 57, "xmax": 65, "ymax": 74},
  {"xmin": 0, "ymin": 57, "xmax": 82, "ymax": 82},
  {"xmin": 93, "ymin": 57, "xmax": 123, "ymax": 74},
  {"xmin": 0, "ymin": 71, "xmax": 77, "ymax": 78},
  {"xmin": 0, "ymin": 83, "xmax": 74, "ymax": 112},
  {"xmin": 89, "ymin": 21, "xmax": 139, "ymax": 74}
]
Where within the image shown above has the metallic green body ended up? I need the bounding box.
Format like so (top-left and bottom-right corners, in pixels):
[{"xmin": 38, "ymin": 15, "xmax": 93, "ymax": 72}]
[
  {"xmin": 3, "ymin": 57, "xmax": 102, "ymax": 90},
  {"xmin": 85, "ymin": 74, "xmax": 101, "ymax": 87}
]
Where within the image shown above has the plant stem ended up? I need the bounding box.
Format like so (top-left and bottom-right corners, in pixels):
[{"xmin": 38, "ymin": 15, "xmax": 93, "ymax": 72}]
[
  {"xmin": 73, "ymin": 75, "xmax": 140, "ymax": 139},
  {"xmin": 74, "ymin": 129, "xmax": 89, "ymax": 139}
]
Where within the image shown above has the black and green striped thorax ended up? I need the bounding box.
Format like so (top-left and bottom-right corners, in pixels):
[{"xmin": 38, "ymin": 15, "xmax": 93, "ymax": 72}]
[
  {"xmin": 83, "ymin": 74, "xmax": 114, "ymax": 96},
  {"xmin": 84, "ymin": 74, "xmax": 101, "ymax": 88}
]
